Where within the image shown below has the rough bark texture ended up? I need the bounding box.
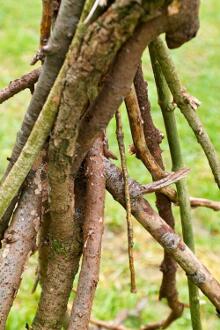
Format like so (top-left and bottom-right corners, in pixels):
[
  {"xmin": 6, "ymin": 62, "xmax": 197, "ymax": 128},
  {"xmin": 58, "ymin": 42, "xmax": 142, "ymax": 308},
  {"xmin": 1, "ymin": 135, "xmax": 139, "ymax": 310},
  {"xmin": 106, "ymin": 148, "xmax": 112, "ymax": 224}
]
[
  {"xmin": 32, "ymin": 152, "xmax": 82, "ymax": 329},
  {"xmin": 0, "ymin": 0, "xmax": 85, "ymax": 239},
  {"xmin": 134, "ymin": 65, "xmax": 183, "ymax": 329},
  {"xmin": 68, "ymin": 136, "xmax": 105, "ymax": 330},
  {"xmin": 6, "ymin": 0, "xmax": 85, "ymax": 168},
  {"xmin": 73, "ymin": 14, "xmax": 169, "ymax": 176},
  {"xmin": 0, "ymin": 165, "xmax": 42, "ymax": 329},
  {"xmin": 0, "ymin": 68, "xmax": 40, "ymax": 104},
  {"xmin": 104, "ymin": 158, "xmax": 220, "ymax": 311},
  {"xmin": 165, "ymin": 0, "xmax": 200, "ymax": 49}
]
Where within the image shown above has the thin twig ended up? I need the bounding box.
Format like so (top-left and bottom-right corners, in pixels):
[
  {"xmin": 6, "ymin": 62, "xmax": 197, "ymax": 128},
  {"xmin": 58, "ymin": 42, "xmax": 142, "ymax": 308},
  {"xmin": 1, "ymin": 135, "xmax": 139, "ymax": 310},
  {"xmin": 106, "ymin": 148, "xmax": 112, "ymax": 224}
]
[
  {"xmin": 0, "ymin": 68, "xmax": 40, "ymax": 104},
  {"xmin": 190, "ymin": 197, "xmax": 220, "ymax": 211},
  {"xmin": 115, "ymin": 109, "xmax": 136, "ymax": 293},
  {"xmin": 90, "ymin": 318, "xmax": 128, "ymax": 330},
  {"xmin": 149, "ymin": 42, "xmax": 202, "ymax": 330}
]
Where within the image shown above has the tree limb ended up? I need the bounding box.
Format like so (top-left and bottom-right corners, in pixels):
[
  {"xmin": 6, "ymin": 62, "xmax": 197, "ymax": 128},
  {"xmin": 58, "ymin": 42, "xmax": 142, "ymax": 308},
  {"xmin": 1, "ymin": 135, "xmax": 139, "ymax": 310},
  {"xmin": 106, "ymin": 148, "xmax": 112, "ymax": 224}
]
[
  {"xmin": 104, "ymin": 158, "xmax": 220, "ymax": 312},
  {"xmin": 152, "ymin": 37, "xmax": 220, "ymax": 188},
  {"xmin": 134, "ymin": 65, "xmax": 184, "ymax": 329},
  {"xmin": 0, "ymin": 163, "xmax": 42, "ymax": 329},
  {"xmin": 0, "ymin": 0, "xmax": 86, "ymax": 240},
  {"xmin": 0, "ymin": 68, "xmax": 40, "ymax": 104},
  {"xmin": 68, "ymin": 136, "xmax": 105, "ymax": 330}
]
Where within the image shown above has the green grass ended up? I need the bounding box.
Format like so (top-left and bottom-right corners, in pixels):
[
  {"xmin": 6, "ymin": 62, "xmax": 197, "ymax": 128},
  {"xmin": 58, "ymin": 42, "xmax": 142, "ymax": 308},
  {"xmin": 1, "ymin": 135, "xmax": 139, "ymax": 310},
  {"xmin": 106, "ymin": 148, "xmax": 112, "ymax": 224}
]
[{"xmin": 1, "ymin": 1, "xmax": 220, "ymax": 329}]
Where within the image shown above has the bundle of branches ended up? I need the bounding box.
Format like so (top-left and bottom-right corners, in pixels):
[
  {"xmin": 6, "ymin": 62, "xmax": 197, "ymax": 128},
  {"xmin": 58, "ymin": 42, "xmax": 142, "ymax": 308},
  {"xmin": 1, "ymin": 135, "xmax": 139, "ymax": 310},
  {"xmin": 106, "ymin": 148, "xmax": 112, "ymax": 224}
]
[{"xmin": 0, "ymin": 0, "xmax": 220, "ymax": 329}]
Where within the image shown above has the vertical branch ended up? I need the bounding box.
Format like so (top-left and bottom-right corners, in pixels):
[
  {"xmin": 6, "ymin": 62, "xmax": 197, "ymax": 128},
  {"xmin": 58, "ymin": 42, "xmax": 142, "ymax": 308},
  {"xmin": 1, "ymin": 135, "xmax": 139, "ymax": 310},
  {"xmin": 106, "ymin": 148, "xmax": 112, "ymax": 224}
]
[
  {"xmin": 134, "ymin": 64, "xmax": 183, "ymax": 329},
  {"xmin": 68, "ymin": 136, "xmax": 105, "ymax": 330},
  {"xmin": 115, "ymin": 110, "xmax": 136, "ymax": 293},
  {"xmin": 0, "ymin": 163, "xmax": 42, "ymax": 328},
  {"xmin": 149, "ymin": 43, "xmax": 202, "ymax": 330},
  {"xmin": 40, "ymin": 0, "xmax": 53, "ymax": 48},
  {"xmin": 32, "ymin": 147, "xmax": 83, "ymax": 329},
  {"xmin": 151, "ymin": 37, "xmax": 220, "ymax": 188},
  {"xmin": 125, "ymin": 85, "xmax": 176, "ymax": 202}
]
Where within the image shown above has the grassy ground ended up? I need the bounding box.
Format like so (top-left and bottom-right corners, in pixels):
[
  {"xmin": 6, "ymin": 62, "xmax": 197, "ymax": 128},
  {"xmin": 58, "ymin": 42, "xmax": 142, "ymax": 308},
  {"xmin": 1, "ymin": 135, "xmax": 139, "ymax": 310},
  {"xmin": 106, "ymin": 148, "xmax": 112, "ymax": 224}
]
[{"xmin": 0, "ymin": 1, "xmax": 220, "ymax": 329}]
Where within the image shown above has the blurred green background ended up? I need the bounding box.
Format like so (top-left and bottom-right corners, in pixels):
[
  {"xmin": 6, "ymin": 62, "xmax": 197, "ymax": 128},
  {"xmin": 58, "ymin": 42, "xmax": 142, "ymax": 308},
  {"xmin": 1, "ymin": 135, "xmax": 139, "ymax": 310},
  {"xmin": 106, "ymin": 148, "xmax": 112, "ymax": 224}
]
[{"xmin": 0, "ymin": 1, "xmax": 220, "ymax": 329}]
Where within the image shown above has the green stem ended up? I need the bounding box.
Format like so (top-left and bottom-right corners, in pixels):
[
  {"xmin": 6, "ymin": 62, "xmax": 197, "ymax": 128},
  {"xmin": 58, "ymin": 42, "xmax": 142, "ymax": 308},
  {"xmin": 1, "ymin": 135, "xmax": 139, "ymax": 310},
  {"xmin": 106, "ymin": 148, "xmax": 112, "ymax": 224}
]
[
  {"xmin": 151, "ymin": 37, "xmax": 220, "ymax": 189},
  {"xmin": 149, "ymin": 42, "xmax": 202, "ymax": 330}
]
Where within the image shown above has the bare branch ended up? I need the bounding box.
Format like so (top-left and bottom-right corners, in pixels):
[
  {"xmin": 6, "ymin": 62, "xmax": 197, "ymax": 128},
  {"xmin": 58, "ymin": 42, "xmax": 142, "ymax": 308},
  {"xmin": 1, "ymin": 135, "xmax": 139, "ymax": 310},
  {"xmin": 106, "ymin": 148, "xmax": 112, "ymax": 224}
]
[
  {"xmin": 115, "ymin": 109, "xmax": 136, "ymax": 293},
  {"xmin": 104, "ymin": 158, "xmax": 220, "ymax": 312},
  {"xmin": 68, "ymin": 136, "xmax": 105, "ymax": 330},
  {"xmin": 152, "ymin": 37, "xmax": 220, "ymax": 188},
  {"xmin": 0, "ymin": 68, "xmax": 40, "ymax": 104},
  {"xmin": 134, "ymin": 64, "xmax": 184, "ymax": 329},
  {"xmin": 0, "ymin": 163, "xmax": 42, "ymax": 328}
]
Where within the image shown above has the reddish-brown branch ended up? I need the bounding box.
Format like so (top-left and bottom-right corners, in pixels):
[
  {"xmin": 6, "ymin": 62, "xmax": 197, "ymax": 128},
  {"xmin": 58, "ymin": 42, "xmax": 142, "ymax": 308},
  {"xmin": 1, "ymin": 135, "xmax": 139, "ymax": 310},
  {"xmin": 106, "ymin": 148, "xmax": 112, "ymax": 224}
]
[
  {"xmin": 0, "ymin": 164, "xmax": 42, "ymax": 328},
  {"xmin": 73, "ymin": 14, "xmax": 169, "ymax": 177},
  {"xmin": 125, "ymin": 85, "xmax": 176, "ymax": 203},
  {"xmin": 134, "ymin": 65, "xmax": 183, "ymax": 329},
  {"xmin": 190, "ymin": 197, "xmax": 220, "ymax": 211},
  {"xmin": 68, "ymin": 136, "xmax": 105, "ymax": 330},
  {"xmin": 0, "ymin": 68, "xmax": 40, "ymax": 104},
  {"xmin": 104, "ymin": 158, "xmax": 220, "ymax": 311}
]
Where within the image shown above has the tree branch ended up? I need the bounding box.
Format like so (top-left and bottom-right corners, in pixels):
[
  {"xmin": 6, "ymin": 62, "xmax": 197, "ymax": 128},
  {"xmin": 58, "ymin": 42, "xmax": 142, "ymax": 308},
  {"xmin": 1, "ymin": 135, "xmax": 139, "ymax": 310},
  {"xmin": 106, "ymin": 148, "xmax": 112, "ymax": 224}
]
[
  {"xmin": 134, "ymin": 65, "xmax": 183, "ymax": 329},
  {"xmin": 152, "ymin": 37, "xmax": 220, "ymax": 188},
  {"xmin": 68, "ymin": 136, "xmax": 105, "ymax": 330},
  {"xmin": 0, "ymin": 68, "xmax": 40, "ymax": 104},
  {"xmin": 0, "ymin": 0, "xmax": 86, "ymax": 240},
  {"xmin": 115, "ymin": 110, "xmax": 136, "ymax": 293},
  {"xmin": 104, "ymin": 158, "xmax": 220, "ymax": 312},
  {"xmin": 0, "ymin": 163, "xmax": 42, "ymax": 328}
]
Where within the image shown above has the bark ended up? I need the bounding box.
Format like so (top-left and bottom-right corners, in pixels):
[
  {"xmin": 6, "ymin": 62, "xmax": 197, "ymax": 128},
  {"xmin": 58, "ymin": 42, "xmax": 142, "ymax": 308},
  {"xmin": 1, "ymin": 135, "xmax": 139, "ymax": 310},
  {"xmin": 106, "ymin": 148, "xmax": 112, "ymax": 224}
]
[
  {"xmin": 0, "ymin": 0, "xmax": 172, "ymax": 227},
  {"xmin": 134, "ymin": 65, "xmax": 183, "ymax": 329},
  {"xmin": 0, "ymin": 165, "xmax": 42, "ymax": 329},
  {"xmin": 0, "ymin": 68, "xmax": 40, "ymax": 104},
  {"xmin": 165, "ymin": 0, "xmax": 200, "ymax": 49},
  {"xmin": 104, "ymin": 158, "xmax": 220, "ymax": 311},
  {"xmin": 125, "ymin": 85, "xmax": 177, "ymax": 202},
  {"xmin": 6, "ymin": 0, "xmax": 85, "ymax": 169},
  {"xmin": 73, "ymin": 13, "xmax": 169, "ymax": 176},
  {"xmin": 68, "ymin": 136, "xmax": 105, "ymax": 330},
  {"xmin": 0, "ymin": 0, "xmax": 85, "ymax": 239},
  {"xmin": 32, "ymin": 144, "xmax": 83, "ymax": 329}
]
